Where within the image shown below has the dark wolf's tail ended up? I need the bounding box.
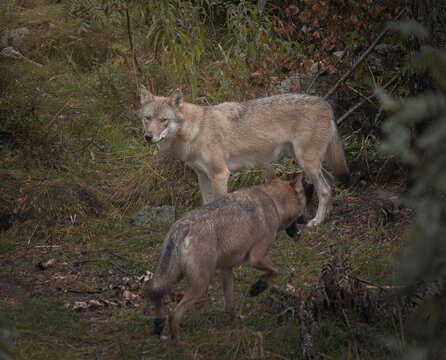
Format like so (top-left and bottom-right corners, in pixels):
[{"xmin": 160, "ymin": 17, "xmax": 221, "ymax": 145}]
[
  {"xmin": 147, "ymin": 231, "xmax": 183, "ymax": 335},
  {"xmin": 326, "ymin": 132, "xmax": 350, "ymax": 185},
  {"xmin": 148, "ymin": 281, "xmax": 169, "ymax": 335}
]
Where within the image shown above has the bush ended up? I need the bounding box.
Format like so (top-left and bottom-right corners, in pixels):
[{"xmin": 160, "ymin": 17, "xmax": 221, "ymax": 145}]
[{"xmin": 379, "ymin": 24, "xmax": 446, "ymax": 358}]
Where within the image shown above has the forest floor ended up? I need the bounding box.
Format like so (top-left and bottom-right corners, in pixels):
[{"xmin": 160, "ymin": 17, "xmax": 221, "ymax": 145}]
[{"xmin": 0, "ymin": 175, "xmax": 413, "ymax": 359}]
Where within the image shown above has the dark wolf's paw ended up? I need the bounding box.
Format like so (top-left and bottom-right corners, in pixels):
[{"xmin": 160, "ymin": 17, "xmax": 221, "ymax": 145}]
[
  {"xmin": 153, "ymin": 318, "xmax": 166, "ymax": 335},
  {"xmin": 250, "ymin": 280, "xmax": 268, "ymax": 297}
]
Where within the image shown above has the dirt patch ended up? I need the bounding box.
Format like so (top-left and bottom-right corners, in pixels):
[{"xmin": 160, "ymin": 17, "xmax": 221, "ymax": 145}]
[{"xmin": 315, "ymin": 180, "xmax": 412, "ymax": 245}]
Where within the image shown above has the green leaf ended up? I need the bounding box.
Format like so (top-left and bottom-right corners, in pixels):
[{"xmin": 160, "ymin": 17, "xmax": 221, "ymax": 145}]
[{"xmin": 195, "ymin": 45, "xmax": 200, "ymax": 63}]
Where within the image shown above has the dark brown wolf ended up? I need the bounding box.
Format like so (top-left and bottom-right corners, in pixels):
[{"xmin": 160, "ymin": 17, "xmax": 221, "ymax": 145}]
[{"xmin": 147, "ymin": 167, "xmax": 307, "ymax": 344}]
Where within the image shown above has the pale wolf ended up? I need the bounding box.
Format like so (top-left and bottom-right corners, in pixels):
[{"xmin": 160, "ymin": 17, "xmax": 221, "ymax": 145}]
[
  {"xmin": 147, "ymin": 167, "xmax": 307, "ymax": 344},
  {"xmin": 139, "ymin": 86, "xmax": 349, "ymax": 226}
]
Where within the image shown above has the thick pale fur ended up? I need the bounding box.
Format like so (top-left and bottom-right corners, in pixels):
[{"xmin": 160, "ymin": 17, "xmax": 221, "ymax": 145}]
[
  {"xmin": 140, "ymin": 87, "xmax": 349, "ymax": 226},
  {"xmin": 147, "ymin": 167, "xmax": 306, "ymax": 344}
]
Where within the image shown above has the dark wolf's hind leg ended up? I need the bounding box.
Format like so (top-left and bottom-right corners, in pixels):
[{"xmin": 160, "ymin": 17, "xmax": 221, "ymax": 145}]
[{"xmin": 169, "ymin": 279, "xmax": 210, "ymax": 344}]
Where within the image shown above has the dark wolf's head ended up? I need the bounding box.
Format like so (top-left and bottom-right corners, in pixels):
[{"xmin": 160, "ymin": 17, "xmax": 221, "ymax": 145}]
[
  {"xmin": 264, "ymin": 167, "xmax": 306, "ymax": 218},
  {"xmin": 139, "ymin": 86, "xmax": 183, "ymax": 144},
  {"xmin": 264, "ymin": 167, "xmax": 307, "ymax": 242}
]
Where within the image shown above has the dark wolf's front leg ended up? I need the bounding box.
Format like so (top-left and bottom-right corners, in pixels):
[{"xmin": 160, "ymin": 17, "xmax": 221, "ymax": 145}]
[{"xmin": 220, "ymin": 267, "xmax": 236, "ymax": 319}]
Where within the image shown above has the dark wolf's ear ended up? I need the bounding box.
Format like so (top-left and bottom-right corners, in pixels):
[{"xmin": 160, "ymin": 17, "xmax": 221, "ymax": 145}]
[
  {"xmin": 140, "ymin": 85, "xmax": 153, "ymax": 105},
  {"xmin": 169, "ymin": 89, "xmax": 183, "ymax": 109},
  {"xmin": 265, "ymin": 166, "xmax": 277, "ymax": 184},
  {"xmin": 290, "ymin": 171, "xmax": 304, "ymax": 192}
]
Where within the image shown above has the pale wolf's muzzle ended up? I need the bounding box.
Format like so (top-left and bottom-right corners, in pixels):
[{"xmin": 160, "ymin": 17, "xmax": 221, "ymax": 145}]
[{"xmin": 144, "ymin": 132, "xmax": 154, "ymax": 143}]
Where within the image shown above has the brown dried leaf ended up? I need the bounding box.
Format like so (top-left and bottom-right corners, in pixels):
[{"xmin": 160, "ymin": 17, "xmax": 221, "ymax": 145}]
[
  {"xmin": 299, "ymin": 7, "xmax": 311, "ymax": 23},
  {"xmin": 285, "ymin": 4, "xmax": 299, "ymax": 16}
]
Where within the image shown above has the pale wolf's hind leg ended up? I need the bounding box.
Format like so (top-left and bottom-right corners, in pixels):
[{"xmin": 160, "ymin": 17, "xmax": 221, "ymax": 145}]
[
  {"xmin": 291, "ymin": 141, "xmax": 332, "ymax": 227},
  {"xmin": 306, "ymin": 169, "xmax": 331, "ymax": 227}
]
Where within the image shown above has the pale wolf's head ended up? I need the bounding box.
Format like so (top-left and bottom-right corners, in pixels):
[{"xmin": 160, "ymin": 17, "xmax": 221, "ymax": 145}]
[{"xmin": 139, "ymin": 86, "xmax": 183, "ymax": 144}]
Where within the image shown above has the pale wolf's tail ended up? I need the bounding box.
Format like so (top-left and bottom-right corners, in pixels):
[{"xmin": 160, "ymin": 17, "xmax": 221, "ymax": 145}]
[{"xmin": 326, "ymin": 132, "xmax": 350, "ymax": 185}]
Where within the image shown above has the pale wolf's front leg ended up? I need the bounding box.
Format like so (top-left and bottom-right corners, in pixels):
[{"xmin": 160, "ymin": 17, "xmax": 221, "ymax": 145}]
[
  {"xmin": 196, "ymin": 171, "xmax": 214, "ymax": 205},
  {"xmin": 210, "ymin": 167, "xmax": 230, "ymax": 202}
]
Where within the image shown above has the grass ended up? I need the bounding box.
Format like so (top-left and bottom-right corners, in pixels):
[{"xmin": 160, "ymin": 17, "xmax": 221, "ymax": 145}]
[{"xmin": 1, "ymin": 203, "xmax": 408, "ymax": 359}]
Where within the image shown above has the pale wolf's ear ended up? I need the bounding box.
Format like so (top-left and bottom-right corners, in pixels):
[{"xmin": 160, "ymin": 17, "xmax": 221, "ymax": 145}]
[
  {"xmin": 169, "ymin": 89, "xmax": 183, "ymax": 109},
  {"xmin": 140, "ymin": 85, "xmax": 153, "ymax": 105},
  {"xmin": 265, "ymin": 166, "xmax": 277, "ymax": 184},
  {"xmin": 290, "ymin": 171, "xmax": 304, "ymax": 191}
]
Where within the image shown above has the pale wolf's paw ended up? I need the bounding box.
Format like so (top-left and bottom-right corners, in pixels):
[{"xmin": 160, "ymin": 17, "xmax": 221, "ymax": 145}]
[
  {"xmin": 173, "ymin": 339, "xmax": 187, "ymax": 346},
  {"xmin": 306, "ymin": 218, "xmax": 321, "ymax": 227}
]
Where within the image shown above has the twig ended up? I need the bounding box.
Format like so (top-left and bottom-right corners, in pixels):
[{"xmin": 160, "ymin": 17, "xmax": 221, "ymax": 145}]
[
  {"xmin": 353, "ymin": 275, "xmax": 424, "ymax": 304},
  {"xmin": 44, "ymin": 100, "xmax": 71, "ymax": 130},
  {"xmin": 34, "ymin": 245, "xmax": 61, "ymax": 248},
  {"xmin": 323, "ymin": 8, "xmax": 406, "ymax": 100},
  {"xmin": 106, "ymin": 249, "xmax": 131, "ymax": 262},
  {"xmin": 354, "ymin": 275, "xmax": 392, "ymax": 293},
  {"xmin": 1, "ymin": 47, "xmax": 43, "ymax": 67},
  {"xmin": 346, "ymin": 84, "xmax": 374, "ymax": 104},
  {"xmin": 305, "ymin": 69, "xmax": 327, "ymax": 94},
  {"xmin": 71, "ymin": 126, "xmax": 100, "ymax": 154},
  {"xmin": 75, "ymin": 258, "xmax": 135, "ymax": 276},
  {"xmin": 65, "ymin": 287, "xmax": 110, "ymax": 294},
  {"xmin": 270, "ymin": 284, "xmax": 298, "ymax": 299},
  {"xmin": 27, "ymin": 222, "xmax": 40, "ymax": 244},
  {"xmin": 336, "ymin": 75, "xmax": 398, "ymax": 125}
]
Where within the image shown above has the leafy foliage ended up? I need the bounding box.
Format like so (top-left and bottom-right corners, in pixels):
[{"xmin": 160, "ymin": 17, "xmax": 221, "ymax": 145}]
[{"xmin": 379, "ymin": 24, "xmax": 446, "ymax": 358}]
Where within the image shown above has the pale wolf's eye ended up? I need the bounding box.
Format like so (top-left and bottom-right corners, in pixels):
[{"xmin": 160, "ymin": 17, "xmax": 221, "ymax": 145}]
[
  {"xmin": 144, "ymin": 116, "xmax": 151, "ymax": 121},
  {"xmin": 160, "ymin": 118, "xmax": 168, "ymax": 124}
]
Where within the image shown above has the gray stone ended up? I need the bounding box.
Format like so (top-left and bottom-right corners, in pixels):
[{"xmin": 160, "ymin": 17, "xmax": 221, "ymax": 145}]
[
  {"xmin": 1, "ymin": 27, "xmax": 29, "ymax": 48},
  {"xmin": 130, "ymin": 205, "xmax": 176, "ymax": 225}
]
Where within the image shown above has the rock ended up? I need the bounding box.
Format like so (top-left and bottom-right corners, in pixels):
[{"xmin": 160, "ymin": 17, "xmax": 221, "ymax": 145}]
[
  {"xmin": 130, "ymin": 205, "xmax": 176, "ymax": 225},
  {"xmin": 275, "ymin": 68, "xmax": 334, "ymax": 98},
  {"xmin": 0, "ymin": 27, "xmax": 29, "ymax": 48}
]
